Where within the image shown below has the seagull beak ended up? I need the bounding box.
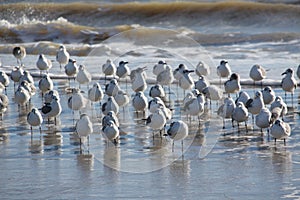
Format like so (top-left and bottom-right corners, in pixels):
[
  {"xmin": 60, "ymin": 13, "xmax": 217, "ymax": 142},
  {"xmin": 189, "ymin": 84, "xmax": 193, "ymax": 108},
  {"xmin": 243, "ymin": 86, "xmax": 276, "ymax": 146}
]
[{"xmin": 281, "ymin": 71, "xmax": 287, "ymax": 75}]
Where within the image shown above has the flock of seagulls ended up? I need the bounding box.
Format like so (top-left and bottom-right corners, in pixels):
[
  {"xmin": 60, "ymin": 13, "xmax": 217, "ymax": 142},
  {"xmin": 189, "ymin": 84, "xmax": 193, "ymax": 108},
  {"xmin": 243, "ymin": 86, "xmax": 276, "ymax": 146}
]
[{"xmin": 0, "ymin": 45, "xmax": 297, "ymax": 156}]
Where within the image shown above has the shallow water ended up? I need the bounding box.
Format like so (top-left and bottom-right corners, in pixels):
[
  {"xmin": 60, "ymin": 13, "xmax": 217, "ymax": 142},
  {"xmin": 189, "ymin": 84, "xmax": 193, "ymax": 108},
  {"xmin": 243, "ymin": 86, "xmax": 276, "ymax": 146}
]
[{"xmin": 0, "ymin": 51, "xmax": 300, "ymax": 199}]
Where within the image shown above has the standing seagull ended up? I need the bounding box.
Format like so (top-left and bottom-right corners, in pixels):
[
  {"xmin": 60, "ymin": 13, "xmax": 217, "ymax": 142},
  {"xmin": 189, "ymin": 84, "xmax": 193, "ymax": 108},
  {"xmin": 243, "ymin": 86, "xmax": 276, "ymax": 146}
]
[
  {"xmin": 296, "ymin": 64, "xmax": 300, "ymax": 79},
  {"xmin": 132, "ymin": 91, "xmax": 148, "ymax": 113},
  {"xmin": 102, "ymin": 96, "xmax": 119, "ymax": 115},
  {"xmin": 102, "ymin": 111, "xmax": 119, "ymax": 127},
  {"xmin": 224, "ymin": 73, "xmax": 241, "ymax": 97},
  {"xmin": 270, "ymin": 96, "xmax": 288, "ymax": 120},
  {"xmin": 105, "ymin": 79, "xmax": 120, "ymax": 97},
  {"xmin": 114, "ymin": 89, "xmax": 130, "ymax": 108},
  {"xmin": 149, "ymin": 84, "xmax": 166, "ymax": 100},
  {"xmin": 217, "ymin": 60, "xmax": 231, "ymax": 85},
  {"xmin": 56, "ymin": 45, "xmax": 70, "ymax": 70},
  {"xmin": 153, "ymin": 60, "xmax": 167, "ymax": 76},
  {"xmin": 249, "ymin": 64, "xmax": 266, "ymax": 88},
  {"xmin": 13, "ymin": 46, "xmax": 26, "ymax": 65},
  {"xmin": 76, "ymin": 114, "xmax": 93, "ymax": 152},
  {"xmin": 195, "ymin": 75, "xmax": 210, "ymax": 93},
  {"xmin": 167, "ymin": 120, "xmax": 188, "ymax": 152},
  {"xmin": 217, "ymin": 97, "xmax": 236, "ymax": 129},
  {"xmin": 146, "ymin": 108, "xmax": 167, "ymax": 137},
  {"xmin": 68, "ymin": 88, "xmax": 85, "ymax": 114},
  {"xmin": 270, "ymin": 119, "xmax": 291, "ymax": 145},
  {"xmin": 116, "ymin": 61, "xmax": 130, "ymax": 89},
  {"xmin": 281, "ymin": 68, "xmax": 297, "ymax": 106},
  {"xmin": 0, "ymin": 71, "xmax": 10, "ymax": 94},
  {"xmin": 235, "ymin": 91, "xmax": 251, "ymax": 106},
  {"xmin": 195, "ymin": 61, "xmax": 210, "ymax": 77},
  {"xmin": 38, "ymin": 74, "xmax": 54, "ymax": 97},
  {"xmin": 36, "ymin": 54, "xmax": 52, "ymax": 74},
  {"xmin": 88, "ymin": 82, "xmax": 104, "ymax": 106},
  {"xmin": 76, "ymin": 64, "xmax": 92, "ymax": 89},
  {"xmin": 11, "ymin": 66, "xmax": 24, "ymax": 89},
  {"xmin": 41, "ymin": 96, "xmax": 62, "ymax": 124},
  {"xmin": 130, "ymin": 66, "xmax": 147, "ymax": 92},
  {"xmin": 102, "ymin": 59, "xmax": 116, "ymax": 83},
  {"xmin": 65, "ymin": 59, "xmax": 78, "ymax": 85},
  {"xmin": 179, "ymin": 69, "xmax": 194, "ymax": 95},
  {"xmin": 232, "ymin": 102, "xmax": 249, "ymax": 131},
  {"xmin": 255, "ymin": 107, "xmax": 272, "ymax": 134},
  {"xmin": 246, "ymin": 91, "xmax": 264, "ymax": 117},
  {"xmin": 157, "ymin": 65, "xmax": 174, "ymax": 100},
  {"xmin": 102, "ymin": 120, "xmax": 119, "ymax": 144},
  {"xmin": 262, "ymin": 86, "xmax": 276, "ymax": 105},
  {"xmin": 27, "ymin": 108, "xmax": 43, "ymax": 134}
]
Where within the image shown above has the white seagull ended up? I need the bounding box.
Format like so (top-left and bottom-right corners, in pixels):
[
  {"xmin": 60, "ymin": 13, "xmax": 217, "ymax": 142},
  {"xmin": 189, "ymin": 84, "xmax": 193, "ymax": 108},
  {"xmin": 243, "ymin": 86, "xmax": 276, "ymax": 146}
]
[
  {"xmin": 146, "ymin": 108, "xmax": 167, "ymax": 137},
  {"xmin": 14, "ymin": 85, "xmax": 31, "ymax": 107},
  {"xmin": 10, "ymin": 66, "xmax": 24, "ymax": 88},
  {"xmin": 116, "ymin": 61, "xmax": 130, "ymax": 79},
  {"xmin": 235, "ymin": 91, "xmax": 251, "ymax": 106},
  {"xmin": 195, "ymin": 75, "xmax": 210, "ymax": 93},
  {"xmin": 270, "ymin": 96, "xmax": 288, "ymax": 120},
  {"xmin": 262, "ymin": 86, "xmax": 276, "ymax": 105},
  {"xmin": 76, "ymin": 114, "xmax": 93, "ymax": 151},
  {"xmin": 130, "ymin": 66, "xmax": 147, "ymax": 92},
  {"xmin": 114, "ymin": 89, "xmax": 130, "ymax": 108},
  {"xmin": 56, "ymin": 45, "xmax": 70, "ymax": 70},
  {"xmin": 255, "ymin": 107, "xmax": 272, "ymax": 133},
  {"xmin": 281, "ymin": 68, "xmax": 297, "ymax": 105},
  {"xmin": 224, "ymin": 73, "xmax": 241, "ymax": 97},
  {"xmin": 153, "ymin": 60, "xmax": 167, "ymax": 76},
  {"xmin": 88, "ymin": 82, "xmax": 104, "ymax": 104},
  {"xmin": 102, "ymin": 96, "xmax": 119, "ymax": 115},
  {"xmin": 102, "ymin": 111, "xmax": 119, "ymax": 127},
  {"xmin": 13, "ymin": 46, "xmax": 26, "ymax": 65},
  {"xmin": 195, "ymin": 61, "xmax": 210, "ymax": 77},
  {"xmin": 102, "ymin": 59, "xmax": 116, "ymax": 82},
  {"xmin": 167, "ymin": 120, "xmax": 188, "ymax": 152},
  {"xmin": 270, "ymin": 119, "xmax": 291, "ymax": 145},
  {"xmin": 65, "ymin": 59, "xmax": 78, "ymax": 83},
  {"xmin": 27, "ymin": 108, "xmax": 43, "ymax": 133},
  {"xmin": 41, "ymin": 96, "xmax": 62, "ymax": 124},
  {"xmin": 173, "ymin": 63, "xmax": 188, "ymax": 81},
  {"xmin": 19, "ymin": 70, "xmax": 34, "ymax": 85},
  {"xmin": 76, "ymin": 64, "xmax": 92, "ymax": 88},
  {"xmin": 249, "ymin": 64, "xmax": 266, "ymax": 87},
  {"xmin": 36, "ymin": 54, "xmax": 52, "ymax": 74},
  {"xmin": 132, "ymin": 91, "xmax": 148, "ymax": 113},
  {"xmin": 148, "ymin": 97, "xmax": 165, "ymax": 114},
  {"xmin": 68, "ymin": 88, "xmax": 85, "ymax": 112},
  {"xmin": 105, "ymin": 78, "xmax": 120, "ymax": 97},
  {"xmin": 38, "ymin": 74, "xmax": 54, "ymax": 96},
  {"xmin": 0, "ymin": 71, "xmax": 10, "ymax": 94},
  {"xmin": 232, "ymin": 102, "xmax": 249, "ymax": 131},
  {"xmin": 149, "ymin": 84, "xmax": 166, "ymax": 100},
  {"xmin": 245, "ymin": 91, "xmax": 264, "ymax": 116},
  {"xmin": 102, "ymin": 120, "xmax": 119, "ymax": 144},
  {"xmin": 217, "ymin": 60, "xmax": 231, "ymax": 83},
  {"xmin": 217, "ymin": 97, "xmax": 236, "ymax": 129},
  {"xmin": 44, "ymin": 90, "xmax": 60, "ymax": 104}
]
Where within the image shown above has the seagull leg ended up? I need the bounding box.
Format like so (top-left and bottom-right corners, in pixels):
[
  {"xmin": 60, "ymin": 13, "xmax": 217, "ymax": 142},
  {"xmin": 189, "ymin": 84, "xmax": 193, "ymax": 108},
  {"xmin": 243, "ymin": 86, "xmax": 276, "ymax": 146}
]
[
  {"xmin": 284, "ymin": 138, "xmax": 286, "ymax": 146},
  {"xmin": 172, "ymin": 141, "xmax": 174, "ymax": 152}
]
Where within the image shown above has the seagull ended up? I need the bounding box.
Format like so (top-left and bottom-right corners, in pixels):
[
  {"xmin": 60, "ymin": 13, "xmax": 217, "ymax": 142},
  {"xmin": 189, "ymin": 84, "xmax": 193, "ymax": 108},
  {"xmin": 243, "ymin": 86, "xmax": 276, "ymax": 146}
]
[
  {"xmin": 10, "ymin": 66, "xmax": 24, "ymax": 88},
  {"xmin": 255, "ymin": 107, "xmax": 272, "ymax": 133},
  {"xmin": 224, "ymin": 73, "xmax": 241, "ymax": 97},
  {"xmin": 56, "ymin": 45, "xmax": 70, "ymax": 70},
  {"xmin": 153, "ymin": 60, "xmax": 167, "ymax": 76},
  {"xmin": 174, "ymin": 64, "xmax": 188, "ymax": 81},
  {"xmin": 65, "ymin": 59, "xmax": 78, "ymax": 84},
  {"xmin": 12, "ymin": 46, "xmax": 26, "ymax": 65},
  {"xmin": 19, "ymin": 70, "xmax": 34, "ymax": 85},
  {"xmin": 0, "ymin": 97, "xmax": 8, "ymax": 120},
  {"xmin": 195, "ymin": 61, "xmax": 210, "ymax": 77},
  {"xmin": 149, "ymin": 84, "xmax": 166, "ymax": 100},
  {"xmin": 102, "ymin": 120, "xmax": 119, "ymax": 144},
  {"xmin": 146, "ymin": 108, "xmax": 167, "ymax": 137},
  {"xmin": 132, "ymin": 91, "xmax": 148, "ymax": 113},
  {"xmin": 183, "ymin": 92, "xmax": 205, "ymax": 122},
  {"xmin": 76, "ymin": 114, "xmax": 93, "ymax": 151},
  {"xmin": 88, "ymin": 82, "xmax": 104, "ymax": 104},
  {"xmin": 262, "ymin": 86, "xmax": 276, "ymax": 105},
  {"xmin": 41, "ymin": 96, "xmax": 62, "ymax": 124},
  {"xmin": 235, "ymin": 91, "xmax": 251, "ymax": 106},
  {"xmin": 27, "ymin": 108, "xmax": 43, "ymax": 134},
  {"xmin": 114, "ymin": 89, "xmax": 130, "ymax": 108},
  {"xmin": 179, "ymin": 69, "xmax": 194, "ymax": 91},
  {"xmin": 38, "ymin": 74, "xmax": 54, "ymax": 96},
  {"xmin": 0, "ymin": 71, "xmax": 10, "ymax": 94},
  {"xmin": 167, "ymin": 120, "xmax": 188, "ymax": 152},
  {"xmin": 102, "ymin": 96, "xmax": 119, "ymax": 115},
  {"xmin": 281, "ymin": 68, "xmax": 297, "ymax": 105},
  {"xmin": 105, "ymin": 78, "xmax": 120, "ymax": 97},
  {"xmin": 14, "ymin": 85, "xmax": 31, "ymax": 107},
  {"xmin": 102, "ymin": 111, "xmax": 119, "ymax": 127},
  {"xmin": 44, "ymin": 90, "xmax": 60, "ymax": 104},
  {"xmin": 249, "ymin": 64, "xmax": 266, "ymax": 88},
  {"xmin": 130, "ymin": 66, "xmax": 147, "ymax": 92},
  {"xmin": 217, "ymin": 97, "xmax": 236, "ymax": 129},
  {"xmin": 232, "ymin": 102, "xmax": 249, "ymax": 131},
  {"xmin": 36, "ymin": 54, "xmax": 52, "ymax": 74},
  {"xmin": 270, "ymin": 96, "xmax": 287, "ymax": 120},
  {"xmin": 157, "ymin": 65, "xmax": 174, "ymax": 100},
  {"xmin": 102, "ymin": 59, "xmax": 116, "ymax": 83},
  {"xmin": 68, "ymin": 88, "xmax": 85, "ymax": 112},
  {"xmin": 19, "ymin": 80, "xmax": 36, "ymax": 98},
  {"xmin": 217, "ymin": 60, "xmax": 231, "ymax": 85},
  {"xmin": 269, "ymin": 119, "xmax": 291, "ymax": 145},
  {"xmin": 195, "ymin": 75, "xmax": 210, "ymax": 93},
  {"xmin": 116, "ymin": 60, "xmax": 130, "ymax": 79},
  {"xmin": 76, "ymin": 64, "xmax": 92, "ymax": 88},
  {"xmin": 148, "ymin": 97, "xmax": 165, "ymax": 114},
  {"xmin": 202, "ymin": 85, "xmax": 223, "ymax": 105},
  {"xmin": 246, "ymin": 91, "xmax": 264, "ymax": 116}
]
